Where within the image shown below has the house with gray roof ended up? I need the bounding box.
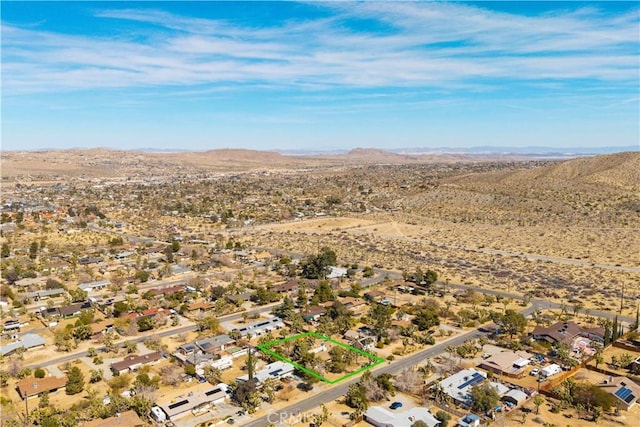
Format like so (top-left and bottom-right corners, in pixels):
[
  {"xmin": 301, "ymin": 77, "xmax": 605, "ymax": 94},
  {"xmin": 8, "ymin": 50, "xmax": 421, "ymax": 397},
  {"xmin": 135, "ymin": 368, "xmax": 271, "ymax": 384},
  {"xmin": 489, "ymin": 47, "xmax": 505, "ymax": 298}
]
[{"xmin": 1, "ymin": 333, "xmax": 46, "ymax": 356}]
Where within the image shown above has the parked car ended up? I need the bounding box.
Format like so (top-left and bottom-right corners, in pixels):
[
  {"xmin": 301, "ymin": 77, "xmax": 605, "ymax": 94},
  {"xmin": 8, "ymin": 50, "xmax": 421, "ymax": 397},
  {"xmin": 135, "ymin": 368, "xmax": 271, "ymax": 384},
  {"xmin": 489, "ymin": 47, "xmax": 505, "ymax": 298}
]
[
  {"xmin": 390, "ymin": 402, "xmax": 403, "ymax": 410},
  {"xmin": 481, "ymin": 353, "xmax": 491, "ymax": 359},
  {"xmin": 530, "ymin": 368, "xmax": 540, "ymax": 376}
]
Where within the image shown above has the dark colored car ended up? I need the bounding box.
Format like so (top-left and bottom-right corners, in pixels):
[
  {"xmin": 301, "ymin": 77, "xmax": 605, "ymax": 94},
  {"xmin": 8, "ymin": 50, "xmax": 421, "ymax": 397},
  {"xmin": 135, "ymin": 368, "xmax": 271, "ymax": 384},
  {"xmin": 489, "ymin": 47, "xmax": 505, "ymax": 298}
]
[{"xmin": 390, "ymin": 402, "xmax": 403, "ymax": 410}]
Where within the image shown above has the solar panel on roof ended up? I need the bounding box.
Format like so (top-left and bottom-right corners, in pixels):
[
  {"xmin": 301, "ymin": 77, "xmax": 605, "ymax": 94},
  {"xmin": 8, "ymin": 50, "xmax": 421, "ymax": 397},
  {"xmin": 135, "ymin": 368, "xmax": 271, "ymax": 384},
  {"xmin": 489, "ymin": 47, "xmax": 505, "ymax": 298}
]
[
  {"xmin": 457, "ymin": 372, "xmax": 485, "ymax": 390},
  {"xmin": 168, "ymin": 399, "xmax": 189, "ymax": 410},
  {"xmin": 624, "ymin": 393, "xmax": 636, "ymax": 404},
  {"xmin": 615, "ymin": 387, "xmax": 633, "ymax": 400},
  {"xmin": 206, "ymin": 388, "xmax": 221, "ymax": 396}
]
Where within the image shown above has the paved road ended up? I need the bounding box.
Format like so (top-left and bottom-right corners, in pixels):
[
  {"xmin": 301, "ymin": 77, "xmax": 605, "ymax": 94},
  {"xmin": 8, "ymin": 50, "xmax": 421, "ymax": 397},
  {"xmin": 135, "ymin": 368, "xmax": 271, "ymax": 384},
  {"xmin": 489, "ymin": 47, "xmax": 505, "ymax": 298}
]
[
  {"xmin": 25, "ymin": 304, "xmax": 279, "ymax": 370},
  {"xmin": 243, "ymin": 327, "xmax": 486, "ymax": 427}
]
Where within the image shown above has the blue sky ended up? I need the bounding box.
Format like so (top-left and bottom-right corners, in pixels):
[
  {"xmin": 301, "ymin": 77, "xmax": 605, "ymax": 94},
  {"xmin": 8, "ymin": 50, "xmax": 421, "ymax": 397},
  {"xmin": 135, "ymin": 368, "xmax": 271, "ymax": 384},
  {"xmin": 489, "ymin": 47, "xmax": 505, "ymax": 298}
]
[{"xmin": 2, "ymin": 1, "xmax": 639, "ymax": 152}]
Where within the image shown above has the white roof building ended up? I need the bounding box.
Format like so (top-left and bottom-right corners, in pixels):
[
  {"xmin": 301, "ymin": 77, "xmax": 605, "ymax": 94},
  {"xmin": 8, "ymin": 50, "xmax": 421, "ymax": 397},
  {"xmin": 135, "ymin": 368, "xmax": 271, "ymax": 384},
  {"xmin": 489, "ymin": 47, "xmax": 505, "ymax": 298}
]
[
  {"xmin": 236, "ymin": 361, "xmax": 294, "ymax": 386},
  {"xmin": 364, "ymin": 406, "xmax": 440, "ymax": 427},
  {"xmin": 438, "ymin": 369, "xmax": 487, "ymax": 405}
]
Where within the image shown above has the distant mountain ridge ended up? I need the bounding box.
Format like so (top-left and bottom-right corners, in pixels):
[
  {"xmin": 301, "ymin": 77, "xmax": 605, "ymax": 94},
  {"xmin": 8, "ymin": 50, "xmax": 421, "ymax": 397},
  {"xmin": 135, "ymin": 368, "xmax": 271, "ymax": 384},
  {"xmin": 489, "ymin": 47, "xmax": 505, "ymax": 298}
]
[{"xmin": 2, "ymin": 146, "xmax": 638, "ymax": 180}]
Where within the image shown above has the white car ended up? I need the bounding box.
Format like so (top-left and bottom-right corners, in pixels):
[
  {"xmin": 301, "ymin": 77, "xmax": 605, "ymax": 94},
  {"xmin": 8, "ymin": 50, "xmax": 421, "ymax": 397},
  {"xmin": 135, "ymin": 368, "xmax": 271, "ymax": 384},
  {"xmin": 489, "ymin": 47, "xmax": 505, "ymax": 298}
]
[{"xmin": 530, "ymin": 368, "xmax": 540, "ymax": 376}]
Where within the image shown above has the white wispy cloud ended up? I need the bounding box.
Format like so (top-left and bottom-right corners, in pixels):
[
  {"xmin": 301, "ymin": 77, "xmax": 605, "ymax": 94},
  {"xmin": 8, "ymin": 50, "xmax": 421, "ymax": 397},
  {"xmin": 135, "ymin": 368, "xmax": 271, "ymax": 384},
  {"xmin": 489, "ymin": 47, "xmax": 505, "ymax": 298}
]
[{"xmin": 2, "ymin": 2, "xmax": 638, "ymax": 95}]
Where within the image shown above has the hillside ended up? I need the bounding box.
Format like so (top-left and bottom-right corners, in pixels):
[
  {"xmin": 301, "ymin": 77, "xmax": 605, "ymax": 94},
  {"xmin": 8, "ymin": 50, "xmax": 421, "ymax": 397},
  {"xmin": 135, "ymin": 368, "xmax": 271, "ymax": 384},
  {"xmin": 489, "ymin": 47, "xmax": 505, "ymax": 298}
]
[{"xmin": 402, "ymin": 152, "xmax": 640, "ymax": 228}]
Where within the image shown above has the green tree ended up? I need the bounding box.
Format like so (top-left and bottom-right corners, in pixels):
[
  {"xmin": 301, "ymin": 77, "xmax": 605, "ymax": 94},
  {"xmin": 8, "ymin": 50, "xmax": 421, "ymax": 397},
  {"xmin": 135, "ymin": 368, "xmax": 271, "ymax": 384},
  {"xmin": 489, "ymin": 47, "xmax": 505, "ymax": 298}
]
[
  {"xmin": 203, "ymin": 366, "xmax": 222, "ymax": 384},
  {"xmin": 29, "ymin": 241, "xmax": 38, "ymax": 259},
  {"xmin": 499, "ymin": 309, "xmax": 527, "ymax": 338},
  {"xmin": 312, "ymin": 281, "xmax": 335, "ymax": 303},
  {"xmin": 123, "ymin": 340, "xmax": 138, "ymax": 354},
  {"xmin": 231, "ymin": 381, "xmax": 261, "ymax": 413},
  {"xmin": 469, "ymin": 383, "xmax": 500, "ymax": 413},
  {"xmin": 89, "ymin": 369, "xmax": 104, "ymax": 383},
  {"xmin": 72, "ymin": 325, "xmax": 93, "ymax": 341},
  {"xmin": 137, "ymin": 316, "xmax": 155, "ymax": 332},
  {"xmin": 65, "ymin": 366, "xmax": 85, "ymax": 395},
  {"xmin": 34, "ymin": 368, "xmax": 46, "ymax": 378},
  {"xmin": 534, "ymin": 394, "xmax": 545, "ymax": 415},
  {"xmin": 1, "ymin": 243, "xmax": 9, "ymax": 258},
  {"xmin": 134, "ymin": 270, "xmax": 150, "ymax": 283},
  {"xmin": 196, "ymin": 315, "xmax": 220, "ymax": 335},
  {"xmin": 435, "ymin": 411, "xmax": 452, "ymax": 427},
  {"xmin": 301, "ymin": 247, "xmax": 337, "ymax": 279},
  {"xmin": 413, "ymin": 308, "xmax": 440, "ymax": 331},
  {"xmin": 262, "ymin": 377, "xmax": 279, "ymax": 403},
  {"xmin": 367, "ymin": 303, "xmax": 395, "ymax": 341},
  {"xmin": 345, "ymin": 383, "xmax": 368, "ymax": 414}
]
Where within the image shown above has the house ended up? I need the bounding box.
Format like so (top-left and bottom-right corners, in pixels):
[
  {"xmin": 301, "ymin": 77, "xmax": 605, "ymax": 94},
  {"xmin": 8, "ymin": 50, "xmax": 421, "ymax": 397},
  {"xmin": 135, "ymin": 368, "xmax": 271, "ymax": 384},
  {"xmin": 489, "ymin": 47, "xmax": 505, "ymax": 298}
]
[
  {"xmin": 438, "ymin": 369, "xmax": 488, "ymax": 406},
  {"xmin": 124, "ymin": 307, "xmax": 169, "ymax": 321},
  {"xmin": 171, "ymin": 265, "xmax": 191, "ymax": 275},
  {"xmin": 23, "ymin": 288, "xmax": 66, "ymax": 302},
  {"xmin": 364, "ymin": 406, "xmax": 440, "ymax": 427},
  {"xmin": 226, "ymin": 291, "xmax": 253, "ymax": 305},
  {"xmin": 195, "ymin": 334, "xmax": 235, "ymax": 354},
  {"xmin": 272, "ymin": 279, "xmax": 299, "ymax": 295},
  {"xmin": 355, "ymin": 337, "xmax": 375, "ymax": 352},
  {"xmin": 531, "ymin": 321, "xmax": 605, "ymax": 346},
  {"xmin": 458, "ymin": 413, "xmax": 480, "ymax": 427},
  {"xmin": 57, "ymin": 301, "xmax": 91, "ymax": 318},
  {"xmin": 344, "ymin": 330, "xmax": 360, "ymax": 341},
  {"xmin": 339, "ymin": 297, "xmax": 368, "ymax": 313},
  {"xmin": 598, "ymin": 376, "xmax": 640, "ymax": 410},
  {"xmin": 233, "ymin": 317, "xmax": 284, "ymax": 337},
  {"xmin": 364, "ymin": 290, "xmax": 386, "ymax": 303},
  {"xmin": 237, "ymin": 361, "xmax": 294, "ymax": 386},
  {"xmin": 14, "ymin": 277, "xmax": 48, "ymax": 288},
  {"xmin": 327, "ymin": 267, "xmax": 348, "ymax": 279},
  {"xmin": 147, "ymin": 285, "xmax": 183, "ymax": 297},
  {"xmin": 157, "ymin": 384, "xmax": 229, "ymax": 421},
  {"xmin": 186, "ymin": 301, "xmax": 215, "ymax": 314},
  {"xmin": 90, "ymin": 319, "xmax": 115, "ymax": 337},
  {"xmin": 478, "ymin": 350, "xmax": 532, "ymax": 378},
  {"xmin": 1, "ymin": 333, "xmax": 46, "ymax": 357},
  {"xmin": 489, "ymin": 381, "xmax": 510, "ymax": 397},
  {"xmin": 301, "ymin": 305, "xmax": 327, "ymax": 322},
  {"xmin": 78, "ymin": 280, "xmax": 110, "ymax": 292},
  {"xmin": 113, "ymin": 251, "xmax": 135, "ymax": 260},
  {"xmin": 83, "ymin": 410, "xmax": 145, "ymax": 427},
  {"xmin": 16, "ymin": 376, "xmax": 67, "ymax": 399},
  {"xmin": 110, "ymin": 351, "xmax": 162, "ymax": 375},
  {"xmin": 79, "ymin": 257, "xmax": 104, "ymax": 265}
]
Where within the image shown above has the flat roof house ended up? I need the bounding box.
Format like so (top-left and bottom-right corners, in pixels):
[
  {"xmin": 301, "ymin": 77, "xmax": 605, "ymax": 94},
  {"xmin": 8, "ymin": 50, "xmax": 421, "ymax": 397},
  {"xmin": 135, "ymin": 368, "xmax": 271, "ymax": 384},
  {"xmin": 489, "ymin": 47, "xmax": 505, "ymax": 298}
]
[
  {"xmin": 598, "ymin": 376, "xmax": 640, "ymax": 410},
  {"xmin": 364, "ymin": 406, "xmax": 440, "ymax": 427},
  {"xmin": 195, "ymin": 334, "xmax": 235, "ymax": 354},
  {"xmin": 156, "ymin": 384, "xmax": 229, "ymax": 421},
  {"xmin": 1, "ymin": 333, "xmax": 46, "ymax": 357},
  {"xmin": 237, "ymin": 361, "xmax": 294, "ymax": 386},
  {"xmin": 78, "ymin": 280, "xmax": 110, "ymax": 292},
  {"xmin": 478, "ymin": 350, "xmax": 532, "ymax": 378},
  {"xmin": 439, "ymin": 369, "xmax": 487, "ymax": 406}
]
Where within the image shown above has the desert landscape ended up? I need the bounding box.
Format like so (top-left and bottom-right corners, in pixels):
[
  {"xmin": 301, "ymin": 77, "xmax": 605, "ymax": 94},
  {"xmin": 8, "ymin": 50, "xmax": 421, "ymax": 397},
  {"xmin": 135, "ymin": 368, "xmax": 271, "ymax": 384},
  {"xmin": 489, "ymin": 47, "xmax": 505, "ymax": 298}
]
[{"xmin": 1, "ymin": 148, "xmax": 639, "ymax": 427}]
